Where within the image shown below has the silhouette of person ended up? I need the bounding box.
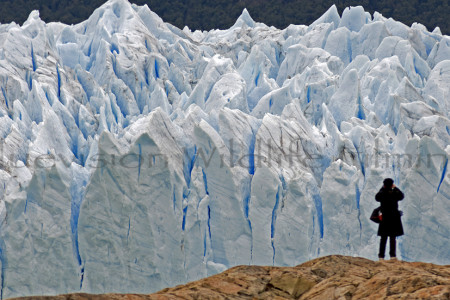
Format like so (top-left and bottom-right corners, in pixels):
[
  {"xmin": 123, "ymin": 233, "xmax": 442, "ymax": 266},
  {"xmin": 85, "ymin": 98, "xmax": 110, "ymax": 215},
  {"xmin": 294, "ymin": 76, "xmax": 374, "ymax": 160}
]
[{"xmin": 375, "ymin": 178, "xmax": 404, "ymax": 260}]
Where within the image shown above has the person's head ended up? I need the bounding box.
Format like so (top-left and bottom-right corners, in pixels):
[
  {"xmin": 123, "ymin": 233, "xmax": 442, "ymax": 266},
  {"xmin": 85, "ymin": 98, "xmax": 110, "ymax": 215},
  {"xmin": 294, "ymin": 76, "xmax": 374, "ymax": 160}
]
[{"xmin": 383, "ymin": 178, "xmax": 394, "ymax": 188}]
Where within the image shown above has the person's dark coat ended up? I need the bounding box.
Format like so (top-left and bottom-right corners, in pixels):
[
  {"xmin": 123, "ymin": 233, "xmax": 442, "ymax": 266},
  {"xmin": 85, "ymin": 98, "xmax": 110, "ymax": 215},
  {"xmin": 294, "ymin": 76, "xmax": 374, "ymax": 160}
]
[{"xmin": 375, "ymin": 186, "xmax": 404, "ymax": 237}]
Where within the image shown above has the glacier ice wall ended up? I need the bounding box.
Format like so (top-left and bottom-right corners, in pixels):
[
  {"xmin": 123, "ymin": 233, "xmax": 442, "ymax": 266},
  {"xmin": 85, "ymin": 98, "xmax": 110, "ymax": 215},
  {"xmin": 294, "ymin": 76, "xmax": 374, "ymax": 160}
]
[{"xmin": 0, "ymin": 0, "xmax": 448, "ymax": 297}]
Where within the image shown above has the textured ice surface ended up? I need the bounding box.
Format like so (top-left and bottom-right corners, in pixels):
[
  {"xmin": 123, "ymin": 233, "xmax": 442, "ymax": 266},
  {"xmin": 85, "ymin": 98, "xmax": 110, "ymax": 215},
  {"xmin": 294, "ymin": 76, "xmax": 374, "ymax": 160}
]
[{"xmin": 0, "ymin": 0, "xmax": 448, "ymax": 297}]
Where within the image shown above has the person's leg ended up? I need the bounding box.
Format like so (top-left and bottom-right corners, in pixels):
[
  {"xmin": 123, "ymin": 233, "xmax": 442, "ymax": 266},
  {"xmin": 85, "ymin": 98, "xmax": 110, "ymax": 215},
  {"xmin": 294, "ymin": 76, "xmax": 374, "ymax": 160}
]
[
  {"xmin": 389, "ymin": 235, "xmax": 397, "ymax": 258},
  {"xmin": 378, "ymin": 235, "xmax": 388, "ymax": 259}
]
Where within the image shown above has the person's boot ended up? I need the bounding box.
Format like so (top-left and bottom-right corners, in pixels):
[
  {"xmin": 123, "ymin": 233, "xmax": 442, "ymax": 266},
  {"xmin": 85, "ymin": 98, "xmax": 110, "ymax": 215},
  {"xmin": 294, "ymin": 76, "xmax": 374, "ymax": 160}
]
[{"xmin": 390, "ymin": 257, "xmax": 398, "ymax": 261}]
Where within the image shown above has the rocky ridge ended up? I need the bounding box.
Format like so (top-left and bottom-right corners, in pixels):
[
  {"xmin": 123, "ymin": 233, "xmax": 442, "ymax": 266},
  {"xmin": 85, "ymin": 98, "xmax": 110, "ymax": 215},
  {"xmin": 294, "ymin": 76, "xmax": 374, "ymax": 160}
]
[{"xmin": 9, "ymin": 255, "xmax": 450, "ymax": 299}]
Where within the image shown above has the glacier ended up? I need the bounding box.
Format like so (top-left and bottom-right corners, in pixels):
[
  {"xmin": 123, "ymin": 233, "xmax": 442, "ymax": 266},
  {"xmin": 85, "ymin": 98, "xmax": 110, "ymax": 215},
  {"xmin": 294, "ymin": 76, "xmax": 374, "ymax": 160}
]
[{"xmin": 0, "ymin": 0, "xmax": 448, "ymax": 297}]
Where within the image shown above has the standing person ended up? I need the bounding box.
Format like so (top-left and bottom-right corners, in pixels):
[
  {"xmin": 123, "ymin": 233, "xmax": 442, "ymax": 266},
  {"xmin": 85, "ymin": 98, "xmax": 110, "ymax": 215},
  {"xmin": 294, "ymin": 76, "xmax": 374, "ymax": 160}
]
[{"xmin": 375, "ymin": 178, "xmax": 404, "ymax": 260}]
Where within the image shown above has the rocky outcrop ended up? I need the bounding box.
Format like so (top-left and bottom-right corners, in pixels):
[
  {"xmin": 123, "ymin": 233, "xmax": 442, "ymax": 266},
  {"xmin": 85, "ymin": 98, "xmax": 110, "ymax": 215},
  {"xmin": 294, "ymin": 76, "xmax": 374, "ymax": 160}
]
[{"xmin": 9, "ymin": 255, "xmax": 450, "ymax": 299}]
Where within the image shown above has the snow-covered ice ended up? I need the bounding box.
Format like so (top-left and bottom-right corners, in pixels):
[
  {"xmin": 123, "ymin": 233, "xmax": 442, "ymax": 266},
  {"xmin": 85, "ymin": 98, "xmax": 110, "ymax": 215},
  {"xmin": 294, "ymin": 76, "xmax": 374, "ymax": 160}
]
[{"xmin": 0, "ymin": 0, "xmax": 448, "ymax": 297}]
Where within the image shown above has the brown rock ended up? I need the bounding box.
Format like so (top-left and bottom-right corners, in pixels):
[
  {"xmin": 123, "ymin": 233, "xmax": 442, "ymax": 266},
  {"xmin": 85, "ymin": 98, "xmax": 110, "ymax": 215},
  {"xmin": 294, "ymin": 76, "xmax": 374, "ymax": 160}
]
[
  {"xmin": 8, "ymin": 255, "xmax": 450, "ymax": 300},
  {"xmin": 268, "ymin": 271, "xmax": 316, "ymax": 298}
]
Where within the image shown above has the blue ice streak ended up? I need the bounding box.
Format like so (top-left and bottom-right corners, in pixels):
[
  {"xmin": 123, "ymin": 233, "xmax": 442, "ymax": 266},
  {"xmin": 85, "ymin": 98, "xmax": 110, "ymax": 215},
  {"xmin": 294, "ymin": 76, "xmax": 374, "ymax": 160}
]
[{"xmin": 437, "ymin": 159, "xmax": 448, "ymax": 193}]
